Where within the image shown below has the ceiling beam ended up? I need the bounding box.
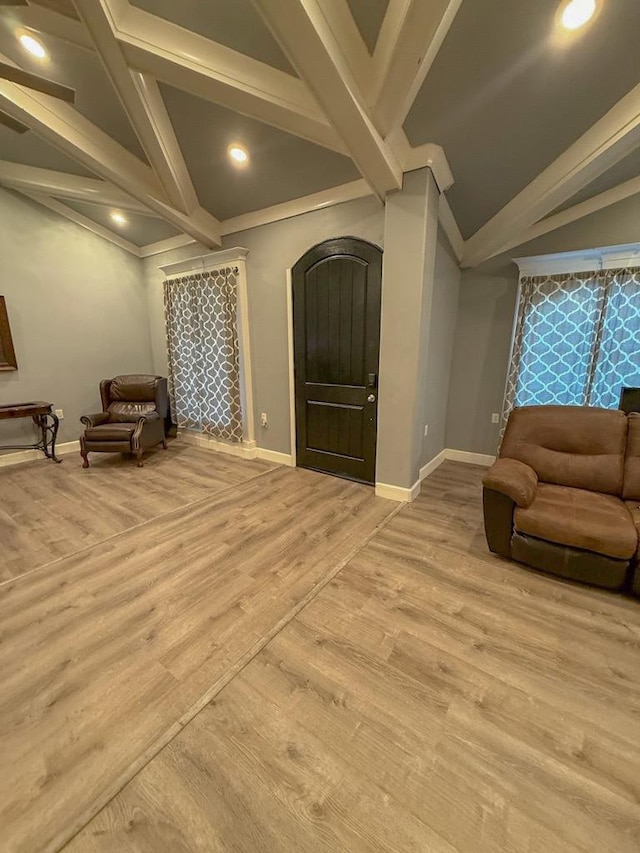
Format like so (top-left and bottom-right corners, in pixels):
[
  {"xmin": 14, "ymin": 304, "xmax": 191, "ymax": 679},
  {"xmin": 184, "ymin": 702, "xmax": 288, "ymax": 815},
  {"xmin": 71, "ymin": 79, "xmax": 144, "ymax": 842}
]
[
  {"xmin": 109, "ymin": 2, "xmax": 345, "ymax": 154},
  {"xmin": 251, "ymin": 0, "xmax": 402, "ymax": 198},
  {"xmin": 371, "ymin": 0, "xmax": 462, "ymax": 135},
  {"xmin": 314, "ymin": 0, "xmax": 372, "ymax": 97},
  {"xmin": 0, "ymin": 159, "xmax": 155, "ymax": 213},
  {"xmin": 491, "ymin": 175, "xmax": 640, "ymax": 260},
  {"xmin": 18, "ymin": 0, "xmax": 345, "ymax": 152},
  {"xmin": 72, "ymin": 0, "xmax": 201, "ymax": 215},
  {"xmin": 18, "ymin": 189, "xmax": 142, "ymax": 255},
  {"xmin": 462, "ymin": 82, "xmax": 640, "ymax": 267},
  {"xmin": 0, "ymin": 60, "xmax": 221, "ymax": 246}
]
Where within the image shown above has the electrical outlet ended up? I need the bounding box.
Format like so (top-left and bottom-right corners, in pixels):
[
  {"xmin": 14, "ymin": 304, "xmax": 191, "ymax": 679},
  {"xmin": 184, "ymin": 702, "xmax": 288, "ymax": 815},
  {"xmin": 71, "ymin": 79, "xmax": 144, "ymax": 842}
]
[
  {"xmin": 424, "ymin": 424, "xmax": 429, "ymax": 437},
  {"xmin": 491, "ymin": 413, "xmax": 500, "ymax": 424},
  {"xmin": 260, "ymin": 412, "xmax": 268, "ymax": 428},
  {"xmin": 55, "ymin": 409, "xmax": 64, "ymax": 419}
]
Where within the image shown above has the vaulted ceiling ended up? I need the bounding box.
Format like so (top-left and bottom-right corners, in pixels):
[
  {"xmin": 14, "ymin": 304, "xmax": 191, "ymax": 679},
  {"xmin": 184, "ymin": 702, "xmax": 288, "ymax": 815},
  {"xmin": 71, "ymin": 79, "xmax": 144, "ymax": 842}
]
[{"xmin": 0, "ymin": 0, "xmax": 638, "ymax": 264}]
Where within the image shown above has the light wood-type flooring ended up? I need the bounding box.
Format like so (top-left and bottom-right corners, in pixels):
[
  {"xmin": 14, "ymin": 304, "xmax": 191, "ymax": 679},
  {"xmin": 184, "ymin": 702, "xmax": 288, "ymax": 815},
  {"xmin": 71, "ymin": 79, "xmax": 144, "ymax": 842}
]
[
  {"xmin": 0, "ymin": 441, "xmax": 273, "ymax": 580},
  {"xmin": 2, "ymin": 451, "xmax": 640, "ymax": 853}
]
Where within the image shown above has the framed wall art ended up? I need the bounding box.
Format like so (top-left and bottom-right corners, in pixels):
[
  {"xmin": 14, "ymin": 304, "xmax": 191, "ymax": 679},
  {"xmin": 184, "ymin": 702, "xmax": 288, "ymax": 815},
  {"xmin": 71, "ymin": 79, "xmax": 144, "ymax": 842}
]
[{"xmin": 0, "ymin": 296, "xmax": 18, "ymax": 371}]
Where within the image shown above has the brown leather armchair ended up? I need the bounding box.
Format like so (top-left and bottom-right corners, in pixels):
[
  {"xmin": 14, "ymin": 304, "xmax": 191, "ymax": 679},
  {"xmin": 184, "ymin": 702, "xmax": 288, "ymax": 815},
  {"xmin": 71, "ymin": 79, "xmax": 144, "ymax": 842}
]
[
  {"xmin": 80, "ymin": 375, "xmax": 168, "ymax": 468},
  {"xmin": 482, "ymin": 405, "xmax": 640, "ymax": 593}
]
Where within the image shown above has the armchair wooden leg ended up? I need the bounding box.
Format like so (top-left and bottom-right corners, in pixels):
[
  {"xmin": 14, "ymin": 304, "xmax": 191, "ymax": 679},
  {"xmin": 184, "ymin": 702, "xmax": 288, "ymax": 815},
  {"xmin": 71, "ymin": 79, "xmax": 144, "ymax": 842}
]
[
  {"xmin": 162, "ymin": 438, "xmax": 168, "ymax": 450},
  {"xmin": 136, "ymin": 449, "xmax": 144, "ymax": 468}
]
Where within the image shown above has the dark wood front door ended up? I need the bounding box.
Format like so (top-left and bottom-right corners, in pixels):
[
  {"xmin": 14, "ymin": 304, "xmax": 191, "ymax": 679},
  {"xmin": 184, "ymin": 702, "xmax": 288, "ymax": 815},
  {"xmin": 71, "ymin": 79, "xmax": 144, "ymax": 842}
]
[{"xmin": 292, "ymin": 237, "xmax": 382, "ymax": 484}]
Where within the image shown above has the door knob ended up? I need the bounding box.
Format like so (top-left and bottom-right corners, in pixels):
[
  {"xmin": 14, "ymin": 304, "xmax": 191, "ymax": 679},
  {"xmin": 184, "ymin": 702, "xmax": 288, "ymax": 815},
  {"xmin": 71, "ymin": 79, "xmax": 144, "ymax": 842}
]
[{"xmin": 367, "ymin": 393, "xmax": 376, "ymax": 402}]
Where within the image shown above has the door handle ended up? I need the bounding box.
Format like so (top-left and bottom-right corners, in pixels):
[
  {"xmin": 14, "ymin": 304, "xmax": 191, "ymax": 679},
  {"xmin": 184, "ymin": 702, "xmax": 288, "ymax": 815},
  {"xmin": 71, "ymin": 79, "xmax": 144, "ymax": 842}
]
[{"xmin": 367, "ymin": 393, "xmax": 376, "ymax": 403}]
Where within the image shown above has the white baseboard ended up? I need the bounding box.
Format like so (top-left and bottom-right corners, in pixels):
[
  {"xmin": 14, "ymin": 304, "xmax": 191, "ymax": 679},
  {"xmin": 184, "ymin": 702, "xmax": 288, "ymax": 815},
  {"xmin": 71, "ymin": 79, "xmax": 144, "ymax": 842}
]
[
  {"xmin": 375, "ymin": 446, "xmax": 494, "ymax": 504},
  {"xmin": 178, "ymin": 430, "xmax": 258, "ymax": 459},
  {"xmin": 445, "ymin": 449, "xmax": 496, "ymax": 467},
  {"xmin": 179, "ymin": 430, "xmax": 294, "ymax": 467},
  {"xmin": 0, "ymin": 440, "xmax": 79, "ymax": 469},
  {"xmin": 255, "ymin": 448, "xmax": 295, "ymax": 466},
  {"xmin": 419, "ymin": 448, "xmax": 447, "ymax": 481},
  {"xmin": 375, "ymin": 480, "xmax": 421, "ymax": 502}
]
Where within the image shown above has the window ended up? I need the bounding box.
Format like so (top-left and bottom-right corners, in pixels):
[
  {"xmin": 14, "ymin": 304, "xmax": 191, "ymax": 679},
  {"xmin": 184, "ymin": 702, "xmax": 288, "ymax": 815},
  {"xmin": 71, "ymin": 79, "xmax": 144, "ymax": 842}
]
[{"xmin": 504, "ymin": 267, "xmax": 640, "ymax": 418}]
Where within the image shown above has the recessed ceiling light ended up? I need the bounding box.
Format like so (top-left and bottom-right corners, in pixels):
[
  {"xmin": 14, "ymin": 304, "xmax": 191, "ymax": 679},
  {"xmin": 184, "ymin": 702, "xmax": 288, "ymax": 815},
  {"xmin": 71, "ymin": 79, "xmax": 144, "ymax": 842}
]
[
  {"xmin": 18, "ymin": 33, "xmax": 48, "ymax": 60},
  {"xmin": 560, "ymin": 0, "xmax": 597, "ymax": 30},
  {"xmin": 110, "ymin": 212, "xmax": 127, "ymax": 226},
  {"xmin": 228, "ymin": 145, "xmax": 249, "ymax": 165}
]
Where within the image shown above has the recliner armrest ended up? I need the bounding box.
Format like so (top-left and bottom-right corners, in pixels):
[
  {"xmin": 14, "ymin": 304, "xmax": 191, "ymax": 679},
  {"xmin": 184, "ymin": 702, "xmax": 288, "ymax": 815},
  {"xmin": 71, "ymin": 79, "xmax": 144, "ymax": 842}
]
[
  {"xmin": 81, "ymin": 412, "xmax": 110, "ymax": 428},
  {"xmin": 136, "ymin": 411, "xmax": 160, "ymax": 423},
  {"xmin": 483, "ymin": 458, "xmax": 538, "ymax": 508}
]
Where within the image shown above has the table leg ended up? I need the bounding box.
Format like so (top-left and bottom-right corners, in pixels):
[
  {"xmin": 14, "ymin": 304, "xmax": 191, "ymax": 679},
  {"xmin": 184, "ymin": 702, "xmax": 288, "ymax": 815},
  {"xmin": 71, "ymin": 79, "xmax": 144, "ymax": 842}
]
[{"xmin": 32, "ymin": 412, "xmax": 62, "ymax": 462}]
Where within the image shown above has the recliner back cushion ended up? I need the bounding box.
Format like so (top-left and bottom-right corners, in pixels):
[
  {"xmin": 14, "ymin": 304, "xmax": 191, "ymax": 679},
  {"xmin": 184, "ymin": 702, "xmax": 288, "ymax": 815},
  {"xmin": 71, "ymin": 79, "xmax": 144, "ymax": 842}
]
[
  {"xmin": 500, "ymin": 406, "xmax": 626, "ymax": 496},
  {"xmin": 110, "ymin": 375, "xmax": 158, "ymax": 403},
  {"xmin": 108, "ymin": 401, "xmax": 156, "ymax": 423},
  {"xmin": 623, "ymin": 413, "xmax": 640, "ymax": 500}
]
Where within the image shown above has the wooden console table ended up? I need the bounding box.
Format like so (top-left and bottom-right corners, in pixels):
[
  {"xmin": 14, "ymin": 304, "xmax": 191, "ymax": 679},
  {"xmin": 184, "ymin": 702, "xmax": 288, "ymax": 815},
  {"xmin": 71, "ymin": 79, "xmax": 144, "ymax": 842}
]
[{"xmin": 0, "ymin": 401, "xmax": 61, "ymax": 462}]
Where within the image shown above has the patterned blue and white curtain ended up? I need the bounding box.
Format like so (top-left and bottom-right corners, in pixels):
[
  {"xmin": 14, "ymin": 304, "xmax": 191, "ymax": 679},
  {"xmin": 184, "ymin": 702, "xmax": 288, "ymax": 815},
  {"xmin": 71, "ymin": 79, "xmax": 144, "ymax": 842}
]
[
  {"xmin": 164, "ymin": 266, "xmax": 244, "ymax": 442},
  {"xmin": 503, "ymin": 267, "xmax": 640, "ymax": 422}
]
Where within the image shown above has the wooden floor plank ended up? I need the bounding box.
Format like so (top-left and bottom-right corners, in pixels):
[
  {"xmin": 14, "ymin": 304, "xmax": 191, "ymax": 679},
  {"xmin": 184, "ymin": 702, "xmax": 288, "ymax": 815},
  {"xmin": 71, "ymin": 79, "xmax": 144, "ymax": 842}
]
[
  {"xmin": 0, "ymin": 461, "xmax": 395, "ymax": 853},
  {"xmin": 0, "ymin": 439, "xmax": 274, "ymax": 581},
  {"xmin": 64, "ymin": 462, "xmax": 640, "ymax": 853}
]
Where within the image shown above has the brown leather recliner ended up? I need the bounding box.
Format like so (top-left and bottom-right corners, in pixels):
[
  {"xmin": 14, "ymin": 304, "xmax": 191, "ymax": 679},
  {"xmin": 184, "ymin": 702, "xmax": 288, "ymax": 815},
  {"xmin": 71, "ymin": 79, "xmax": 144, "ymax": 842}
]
[
  {"xmin": 482, "ymin": 406, "xmax": 640, "ymax": 594},
  {"xmin": 80, "ymin": 375, "xmax": 168, "ymax": 468}
]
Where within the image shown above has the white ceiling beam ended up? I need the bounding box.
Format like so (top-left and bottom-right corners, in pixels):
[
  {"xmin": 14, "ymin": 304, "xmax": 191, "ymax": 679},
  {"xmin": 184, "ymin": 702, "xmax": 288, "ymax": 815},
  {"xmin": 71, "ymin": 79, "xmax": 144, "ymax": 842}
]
[
  {"xmin": 462, "ymin": 82, "xmax": 640, "ymax": 267},
  {"xmin": 490, "ymin": 175, "xmax": 640, "ymax": 261},
  {"xmin": 371, "ymin": 0, "xmax": 462, "ymax": 135},
  {"xmin": 0, "ymin": 63, "xmax": 221, "ymax": 246},
  {"xmin": 72, "ymin": 0, "xmax": 201, "ymax": 216},
  {"xmin": 0, "ymin": 159, "xmax": 154, "ymax": 213},
  {"xmin": 250, "ymin": 0, "xmax": 402, "ymax": 198},
  {"xmin": 315, "ymin": 0, "xmax": 372, "ymax": 97},
  {"xmin": 18, "ymin": 190, "xmax": 142, "ymax": 256},
  {"xmin": 17, "ymin": 0, "xmax": 345, "ymax": 153},
  {"xmin": 108, "ymin": 3, "xmax": 345, "ymax": 154}
]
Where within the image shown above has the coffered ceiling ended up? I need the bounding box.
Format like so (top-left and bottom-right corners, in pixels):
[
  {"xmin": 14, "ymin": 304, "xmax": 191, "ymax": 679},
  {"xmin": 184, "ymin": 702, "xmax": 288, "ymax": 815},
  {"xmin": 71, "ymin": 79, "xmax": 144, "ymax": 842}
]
[{"xmin": 0, "ymin": 0, "xmax": 638, "ymax": 266}]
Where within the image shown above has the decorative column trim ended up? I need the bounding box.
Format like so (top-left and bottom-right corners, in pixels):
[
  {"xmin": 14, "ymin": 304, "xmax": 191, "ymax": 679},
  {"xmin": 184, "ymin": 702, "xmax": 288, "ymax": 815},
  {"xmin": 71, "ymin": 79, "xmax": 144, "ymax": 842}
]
[
  {"xmin": 513, "ymin": 241, "xmax": 640, "ymax": 276},
  {"xmin": 159, "ymin": 246, "xmax": 249, "ymax": 277}
]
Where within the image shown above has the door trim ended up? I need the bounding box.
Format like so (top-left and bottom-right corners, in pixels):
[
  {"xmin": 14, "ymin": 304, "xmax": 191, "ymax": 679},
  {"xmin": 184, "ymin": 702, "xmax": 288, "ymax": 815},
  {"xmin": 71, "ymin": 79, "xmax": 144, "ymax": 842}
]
[{"xmin": 286, "ymin": 266, "xmax": 298, "ymax": 468}]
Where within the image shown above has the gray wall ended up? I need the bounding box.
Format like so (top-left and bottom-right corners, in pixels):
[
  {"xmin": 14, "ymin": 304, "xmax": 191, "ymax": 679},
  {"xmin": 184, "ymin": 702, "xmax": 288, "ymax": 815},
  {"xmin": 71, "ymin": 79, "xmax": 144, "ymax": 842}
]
[
  {"xmin": 445, "ymin": 193, "xmax": 640, "ymax": 456},
  {"xmin": 0, "ymin": 189, "xmax": 152, "ymax": 450},
  {"xmin": 145, "ymin": 196, "xmax": 385, "ymax": 455},
  {"xmin": 420, "ymin": 226, "xmax": 461, "ymax": 464},
  {"xmin": 377, "ymin": 168, "xmax": 440, "ymax": 489}
]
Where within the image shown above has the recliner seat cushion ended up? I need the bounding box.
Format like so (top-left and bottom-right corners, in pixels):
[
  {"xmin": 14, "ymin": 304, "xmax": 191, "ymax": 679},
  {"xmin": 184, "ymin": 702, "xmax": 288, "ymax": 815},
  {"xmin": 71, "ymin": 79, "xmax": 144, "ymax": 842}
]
[
  {"xmin": 500, "ymin": 406, "xmax": 626, "ymax": 496},
  {"xmin": 85, "ymin": 423, "xmax": 135, "ymax": 442},
  {"xmin": 623, "ymin": 413, "xmax": 640, "ymax": 501},
  {"xmin": 514, "ymin": 483, "xmax": 637, "ymax": 560}
]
